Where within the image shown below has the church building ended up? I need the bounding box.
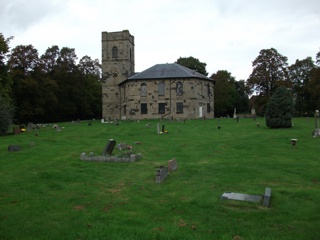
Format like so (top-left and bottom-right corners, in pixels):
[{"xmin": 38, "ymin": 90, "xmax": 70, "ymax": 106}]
[{"xmin": 101, "ymin": 30, "xmax": 215, "ymax": 120}]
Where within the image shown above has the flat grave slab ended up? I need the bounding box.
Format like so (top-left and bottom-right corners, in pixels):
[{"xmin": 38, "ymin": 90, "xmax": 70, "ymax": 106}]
[{"xmin": 221, "ymin": 192, "xmax": 262, "ymax": 202}]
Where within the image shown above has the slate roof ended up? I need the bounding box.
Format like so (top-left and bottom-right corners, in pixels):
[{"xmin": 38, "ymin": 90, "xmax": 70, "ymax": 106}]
[{"xmin": 120, "ymin": 63, "xmax": 213, "ymax": 85}]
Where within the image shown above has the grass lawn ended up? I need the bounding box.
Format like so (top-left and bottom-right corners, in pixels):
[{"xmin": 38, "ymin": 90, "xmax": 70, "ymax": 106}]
[{"xmin": 0, "ymin": 117, "xmax": 319, "ymax": 240}]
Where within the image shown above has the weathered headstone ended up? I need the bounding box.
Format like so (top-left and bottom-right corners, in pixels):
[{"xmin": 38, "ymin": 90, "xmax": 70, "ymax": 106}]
[
  {"xmin": 313, "ymin": 110, "xmax": 320, "ymax": 137},
  {"xmin": 8, "ymin": 145, "xmax": 21, "ymax": 152},
  {"xmin": 13, "ymin": 127, "xmax": 20, "ymax": 135},
  {"xmin": 221, "ymin": 187, "xmax": 272, "ymax": 207},
  {"xmin": 262, "ymin": 188, "xmax": 272, "ymax": 207},
  {"xmin": 80, "ymin": 152, "xmax": 86, "ymax": 160},
  {"xmin": 167, "ymin": 158, "xmax": 178, "ymax": 172},
  {"xmin": 102, "ymin": 139, "xmax": 116, "ymax": 156},
  {"xmin": 156, "ymin": 166, "xmax": 168, "ymax": 183},
  {"xmin": 220, "ymin": 192, "xmax": 262, "ymax": 202}
]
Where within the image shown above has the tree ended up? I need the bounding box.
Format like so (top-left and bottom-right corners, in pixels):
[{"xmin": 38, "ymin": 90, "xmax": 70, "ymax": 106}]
[
  {"xmin": 289, "ymin": 57, "xmax": 315, "ymax": 115},
  {"xmin": 265, "ymin": 86, "xmax": 293, "ymax": 128},
  {"xmin": 306, "ymin": 68, "xmax": 320, "ymax": 110},
  {"xmin": 248, "ymin": 48, "xmax": 289, "ymax": 97},
  {"xmin": 0, "ymin": 94, "xmax": 14, "ymax": 135},
  {"xmin": 211, "ymin": 70, "xmax": 237, "ymax": 117},
  {"xmin": 247, "ymin": 48, "xmax": 290, "ymax": 115},
  {"xmin": 234, "ymin": 80, "xmax": 250, "ymax": 113},
  {"xmin": 316, "ymin": 48, "xmax": 320, "ymax": 67},
  {"xmin": 8, "ymin": 45, "xmax": 42, "ymax": 122},
  {"xmin": 176, "ymin": 56, "xmax": 208, "ymax": 76},
  {"xmin": 0, "ymin": 33, "xmax": 13, "ymax": 101}
]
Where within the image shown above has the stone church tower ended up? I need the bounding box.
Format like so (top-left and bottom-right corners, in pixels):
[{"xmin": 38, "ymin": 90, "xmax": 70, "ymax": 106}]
[{"xmin": 101, "ymin": 30, "xmax": 135, "ymax": 120}]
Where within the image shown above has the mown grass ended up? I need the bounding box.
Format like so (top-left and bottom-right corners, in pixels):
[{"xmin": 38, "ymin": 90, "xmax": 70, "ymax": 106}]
[{"xmin": 0, "ymin": 118, "xmax": 319, "ymax": 239}]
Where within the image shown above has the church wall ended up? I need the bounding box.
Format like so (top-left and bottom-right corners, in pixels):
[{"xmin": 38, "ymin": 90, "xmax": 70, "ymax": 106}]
[{"xmin": 119, "ymin": 78, "xmax": 214, "ymax": 120}]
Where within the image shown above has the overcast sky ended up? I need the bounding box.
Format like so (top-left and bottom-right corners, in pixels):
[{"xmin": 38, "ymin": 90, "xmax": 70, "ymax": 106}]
[{"xmin": 1, "ymin": 0, "xmax": 319, "ymax": 80}]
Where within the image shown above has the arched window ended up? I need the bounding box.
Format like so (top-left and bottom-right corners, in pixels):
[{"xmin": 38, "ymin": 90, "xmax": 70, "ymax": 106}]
[
  {"xmin": 176, "ymin": 82, "xmax": 183, "ymax": 95},
  {"xmin": 112, "ymin": 46, "xmax": 118, "ymax": 59},
  {"xmin": 158, "ymin": 82, "xmax": 165, "ymax": 96},
  {"xmin": 141, "ymin": 83, "xmax": 147, "ymax": 97}
]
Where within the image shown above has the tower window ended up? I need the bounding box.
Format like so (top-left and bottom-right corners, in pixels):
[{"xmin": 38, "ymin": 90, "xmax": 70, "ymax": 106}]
[{"xmin": 112, "ymin": 46, "xmax": 118, "ymax": 59}]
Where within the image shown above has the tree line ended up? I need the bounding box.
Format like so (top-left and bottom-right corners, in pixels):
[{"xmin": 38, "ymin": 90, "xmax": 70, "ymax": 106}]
[
  {"xmin": 0, "ymin": 33, "xmax": 101, "ymax": 132},
  {"xmin": 1, "ymin": 32, "xmax": 320, "ymax": 134},
  {"xmin": 178, "ymin": 47, "xmax": 320, "ymax": 118}
]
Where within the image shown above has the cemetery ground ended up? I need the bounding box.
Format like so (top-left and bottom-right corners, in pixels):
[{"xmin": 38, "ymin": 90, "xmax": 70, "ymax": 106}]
[{"xmin": 0, "ymin": 117, "xmax": 319, "ymax": 240}]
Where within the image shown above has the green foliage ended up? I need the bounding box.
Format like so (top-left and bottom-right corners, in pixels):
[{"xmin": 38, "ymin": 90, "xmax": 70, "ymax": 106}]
[
  {"xmin": 248, "ymin": 48, "xmax": 289, "ymax": 97},
  {"xmin": 306, "ymin": 67, "xmax": 320, "ymax": 110},
  {"xmin": 289, "ymin": 57, "xmax": 315, "ymax": 115},
  {"xmin": 0, "ymin": 119, "xmax": 320, "ymax": 239},
  {"xmin": 211, "ymin": 70, "xmax": 237, "ymax": 117},
  {"xmin": 176, "ymin": 56, "xmax": 208, "ymax": 76},
  {"xmin": 0, "ymin": 33, "xmax": 13, "ymax": 102},
  {"xmin": 0, "ymin": 95, "xmax": 13, "ymax": 135},
  {"xmin": 266, "ymin": 86, "xmax": 293, "ymax": 128},
  {"xmin": 6, "ymin": 44, "xmax": 101, "ymax": 123}
]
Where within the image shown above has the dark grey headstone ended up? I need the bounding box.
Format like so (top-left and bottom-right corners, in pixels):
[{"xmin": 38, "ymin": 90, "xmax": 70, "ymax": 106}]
[
  {"xmin": 156, "ymin": 166, "xmax": 168, "ymax": 183},
  {"xmin": 8, "ymin": 145, "xmax": 21, "ymax": 152},
  {"xmin": 102, "ymin": 139, "xmax": 116, "ymax": 156},
  {"xmin": 262, "ymin": 188, "xmax": 272, "ymax": 207}
]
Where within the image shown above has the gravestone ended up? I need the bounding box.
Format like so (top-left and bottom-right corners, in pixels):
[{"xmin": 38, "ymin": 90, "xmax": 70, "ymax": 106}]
[
  {"xmin": 156, "ymin": 166, "xmax": 168, "ymax": 183},
  {"xmin": 167, "ymin": 158, "xmax": 178, "ymax": 172},
  {"xmin": 117, "ymin": 143, "xmax": 127, "ymax": 150},
  {"xmin": 157, "ymin": 123, "xmax": 160, "ymax": 134},
  {"xmin": 313, "ymin": 110, "xmax": 320, "ymax": 137},
  {"xmin": 262, "ymin": 188, "xmax": 272, "ymax": 207},
  {"xmin": 221, "ymin": 187, "xmax": 272, "ymax": 207},
  {"xmin": 220, "ymin": 192, "xmax": 262, "ymax": 202},
  {"xmin": 8, "ymin": 145, "xmax": 21, "ymax": 152},
  {"xmin": 102, "ymin": 139, "xmax": 116, "ymax": 156}
]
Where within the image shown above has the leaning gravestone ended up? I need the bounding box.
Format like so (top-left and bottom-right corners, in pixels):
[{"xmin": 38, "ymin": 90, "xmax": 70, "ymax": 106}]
[
  {"xmin": 102, "ymin": 139, "xmax": 116, "ymax": 156},
  {"xmin": 8, "ymin": 145, "xmax": 21, "ymax": 152},
  {"xmin": 167, "ymin": 158, "xmax": 178, "ymax": 172},
  {"xmin": 156, "ymin": 166, "xmax": 168, "ymax": 183}
]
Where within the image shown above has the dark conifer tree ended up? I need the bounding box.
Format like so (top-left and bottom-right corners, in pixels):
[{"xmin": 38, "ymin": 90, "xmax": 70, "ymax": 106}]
[{"xmin": 265, "ymin": 86, "xmax": 293, "ymax": 128}]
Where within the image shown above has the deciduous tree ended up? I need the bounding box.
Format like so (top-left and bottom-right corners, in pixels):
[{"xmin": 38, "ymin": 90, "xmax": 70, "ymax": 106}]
[
  {"xmin": 289, "ymin": 57, "xmax": 315, "ymax": 115},
  {"xmin": 176, "ymin": 56, "xmax": 208, "ymax": 76},
  {"xmin": 211, "ymin": 70, "xmax": 237, "ymax": 117}
]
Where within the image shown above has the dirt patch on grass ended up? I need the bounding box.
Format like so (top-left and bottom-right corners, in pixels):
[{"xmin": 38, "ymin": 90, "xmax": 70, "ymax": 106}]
[{"xmin": 74, "ymin": 205, "xmax": 85, "ymax": 210}]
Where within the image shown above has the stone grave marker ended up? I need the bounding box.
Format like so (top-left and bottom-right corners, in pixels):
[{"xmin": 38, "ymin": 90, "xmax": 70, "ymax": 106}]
[
  {"xmin": 157, "ymin": 123, "xmax": 160, "ymax": 134},
  {"xmin": 102, "ymin": 139, "xmax": 116, "ymax": 156},
  {"xmin": 167, "ymin": 158, "xmax": 178, "ymax": 172},
  {"xmin": 262, "ymin": 188, "xmax": 272, "ymax": 207},
  {"xmin": 221, "ymin": 192, "xmax": 262, "ymax": 203},
  {"xmin": 8, "ymin": 145, "xmax": 21, "ymax": 152},
  {"xmin": 156, "ymin": 166, "xmax": 168, "ymax": 183},
  {"xmin": 221, "ymin": 187, "xmax": 271, "ymax": 207}
]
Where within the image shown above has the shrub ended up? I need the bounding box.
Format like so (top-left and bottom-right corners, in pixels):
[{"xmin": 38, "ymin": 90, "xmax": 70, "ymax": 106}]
[{"xmin": 265, "ymin": 86, "xmax": 293, "ymax": 128}]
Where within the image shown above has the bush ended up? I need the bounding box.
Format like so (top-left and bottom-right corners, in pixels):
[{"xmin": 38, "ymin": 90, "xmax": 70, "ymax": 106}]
[
  {"xmin": 265, "ymin": 86, "xmax": 293, "ymax": 128},
  {"xmin": 0, "ymin": 95, "xmax": 13, "ymax": 135}
]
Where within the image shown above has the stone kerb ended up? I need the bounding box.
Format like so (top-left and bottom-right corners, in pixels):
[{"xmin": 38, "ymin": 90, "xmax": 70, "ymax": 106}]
[
  {"xmin": 80, "ymin": 152, "xmax": 138, "ymax": 162},
  {"xmin": 167, "ymin": 158, "xmax": 178, "ymax": 172}
]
